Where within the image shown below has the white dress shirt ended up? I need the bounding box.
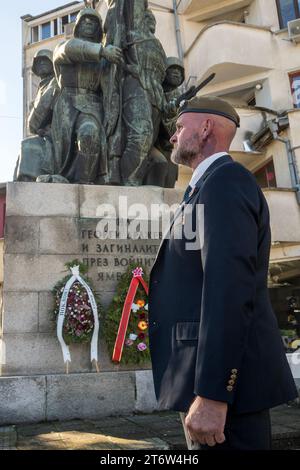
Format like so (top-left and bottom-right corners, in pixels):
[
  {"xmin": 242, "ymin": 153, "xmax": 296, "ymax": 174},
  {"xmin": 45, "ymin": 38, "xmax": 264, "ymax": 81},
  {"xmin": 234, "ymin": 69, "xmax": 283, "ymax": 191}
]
[{"xmin": 189, "ymin": 152, "xmax": 229, "ymax": 189}]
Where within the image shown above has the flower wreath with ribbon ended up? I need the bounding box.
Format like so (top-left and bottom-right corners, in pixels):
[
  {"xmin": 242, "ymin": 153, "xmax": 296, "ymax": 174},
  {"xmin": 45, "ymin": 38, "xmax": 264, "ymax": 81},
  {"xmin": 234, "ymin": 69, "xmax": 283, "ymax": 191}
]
[
  {"xmin": 104, "ymin": 266, "xmax": 150, "ymax": 365},
  {"xmin": 52, "ymin": 260, "xmax": 101, "ymax": 373}
]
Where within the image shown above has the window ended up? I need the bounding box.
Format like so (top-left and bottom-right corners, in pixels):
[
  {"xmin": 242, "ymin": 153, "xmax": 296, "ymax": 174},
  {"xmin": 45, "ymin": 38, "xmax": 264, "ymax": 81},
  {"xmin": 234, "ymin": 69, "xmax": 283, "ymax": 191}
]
[
  {"xmin": 62, "ymin": 15, "xmax": 69, "ymax": 32},
  {"xmin": 70, "ymin": 11, "xmax": 80, "ymax": 23},
  {"xmin": 247, "ymin": 95, "xmax": 256, "ymax": 107},
  {"xmin": 276, "ymin": 0, "xmax": 300, "ymax": 29},
  {"xmin": 254, "ymin": 160, "xmax": 277, "ymax": 189},
  {"xmin": 41, "ymin": 21, "xmax": 51, "ymax": 40},
  {"xmin": 53, "ymin": 18, "xmax": 58, "ymax": 36},
  {"xmin": 289, "ymin": 71, "xmax": 300, "ymax": 108},
  {"xmin": 31, "ymin": 26, "xmax": 39, "ymax": 43}
]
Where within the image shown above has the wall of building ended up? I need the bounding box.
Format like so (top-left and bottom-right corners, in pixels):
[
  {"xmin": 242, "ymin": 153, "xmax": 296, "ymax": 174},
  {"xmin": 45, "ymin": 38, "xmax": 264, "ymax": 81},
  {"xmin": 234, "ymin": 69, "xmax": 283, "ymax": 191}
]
[
  {"xmin": 0, "ymin": 194, "xmax": 6, "ymax": 240},
  {"xmin": 0, "ymin": 240, "xmax": 3, "ymax": 285},
  {"xmin": 246, "ymin": 0, "xmax": 280, "ymax": 29}
]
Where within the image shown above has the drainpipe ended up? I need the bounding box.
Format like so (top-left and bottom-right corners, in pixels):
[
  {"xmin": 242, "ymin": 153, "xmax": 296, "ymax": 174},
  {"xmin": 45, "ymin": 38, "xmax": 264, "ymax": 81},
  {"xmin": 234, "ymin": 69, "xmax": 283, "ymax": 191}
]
[
  {"xmin": 268, "ymin": 120, "xmax": 300, "ymax": 204},
  {"xmin": 21, "ymin": 19, "xmax": 27, "ymax": 139},
  {"xmin": 173, "ymin": 0, "xmax": 184, "ymax": 63}
]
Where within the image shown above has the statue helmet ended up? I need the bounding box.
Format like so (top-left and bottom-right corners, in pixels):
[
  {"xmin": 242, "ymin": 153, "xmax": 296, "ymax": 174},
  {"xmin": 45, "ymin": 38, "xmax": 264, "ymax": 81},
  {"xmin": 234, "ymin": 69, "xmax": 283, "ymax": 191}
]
[
  {"xmin": 145, "ymin": 9, "xmax": 157, "ymax": 33},
  {"xmin": 32, "ymin": 49, "xmax": 54, "ymax": 76},
  {"xmin": 166, "ymin": 56, "xmax": 185, "ymax": 84},
  {"xmin": 73, "ymin": 7, "xmax": 103, "ymax": 43}
]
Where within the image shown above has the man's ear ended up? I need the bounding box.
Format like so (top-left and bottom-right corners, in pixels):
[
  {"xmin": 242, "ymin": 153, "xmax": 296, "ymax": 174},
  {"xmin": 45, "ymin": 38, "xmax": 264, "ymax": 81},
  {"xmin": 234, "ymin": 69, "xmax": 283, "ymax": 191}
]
[{"xmin": 202, "ymin": 118, "xmax": 214, "ymax": 140}]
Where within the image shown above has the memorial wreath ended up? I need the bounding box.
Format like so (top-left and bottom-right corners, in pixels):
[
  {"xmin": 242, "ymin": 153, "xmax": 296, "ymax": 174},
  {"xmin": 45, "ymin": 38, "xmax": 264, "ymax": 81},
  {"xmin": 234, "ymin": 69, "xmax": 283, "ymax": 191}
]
[
  {"xmin": 104, "ymin": 265, "xmax": 151, "ymax": 365},
  {"xmin": 52, "ymin": 260, "xmax": 101, "ymax": 372}
]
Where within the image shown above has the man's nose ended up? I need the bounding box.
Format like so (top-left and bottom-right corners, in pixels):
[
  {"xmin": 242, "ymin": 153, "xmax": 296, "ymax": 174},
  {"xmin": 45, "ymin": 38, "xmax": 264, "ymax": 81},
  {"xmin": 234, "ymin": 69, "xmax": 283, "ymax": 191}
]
[{"xmin": 170, "ymin": 133, "xmax": 177, "ymax": 145}]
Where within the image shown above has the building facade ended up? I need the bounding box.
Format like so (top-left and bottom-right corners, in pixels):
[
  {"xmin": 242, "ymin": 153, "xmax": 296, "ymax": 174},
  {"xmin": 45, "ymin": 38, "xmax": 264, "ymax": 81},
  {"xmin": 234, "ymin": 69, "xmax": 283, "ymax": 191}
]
[{"xmin": 17, "ymin": 0, "xmax": 300, "ymax": 333}]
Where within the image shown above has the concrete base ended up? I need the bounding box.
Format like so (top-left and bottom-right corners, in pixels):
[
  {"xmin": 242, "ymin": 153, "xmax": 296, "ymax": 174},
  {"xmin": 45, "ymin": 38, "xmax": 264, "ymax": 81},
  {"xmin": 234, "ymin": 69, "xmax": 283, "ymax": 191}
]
[
  {"xmin": 0, "ymin": 370, "xmax": 158, "ymax": 425},
  {"xmin": 1, "ymin": 183, "xmax": 183, "ymax": 376}
]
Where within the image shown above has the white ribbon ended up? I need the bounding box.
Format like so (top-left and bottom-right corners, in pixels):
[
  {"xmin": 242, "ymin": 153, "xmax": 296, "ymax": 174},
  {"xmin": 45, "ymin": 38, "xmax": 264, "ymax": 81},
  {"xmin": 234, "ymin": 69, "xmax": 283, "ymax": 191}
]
[{"xmin": 57, "ymin": 266, "xmax": 99, "ymax": 364}]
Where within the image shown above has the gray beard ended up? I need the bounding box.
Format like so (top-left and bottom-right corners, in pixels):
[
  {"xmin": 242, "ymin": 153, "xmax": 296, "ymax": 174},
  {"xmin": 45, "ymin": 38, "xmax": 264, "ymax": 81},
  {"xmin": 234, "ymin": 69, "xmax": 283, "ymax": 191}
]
[{"xmin": 171, "ymin": 147, "xmax": 198, "ymax": 166}]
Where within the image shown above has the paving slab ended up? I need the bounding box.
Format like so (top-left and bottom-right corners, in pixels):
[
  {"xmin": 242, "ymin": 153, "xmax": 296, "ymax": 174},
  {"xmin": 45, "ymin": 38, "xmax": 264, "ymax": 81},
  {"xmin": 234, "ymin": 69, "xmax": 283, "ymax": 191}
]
[{"xmin": 9, "ymin": 406, "xmax": 300, "ymax": 451}]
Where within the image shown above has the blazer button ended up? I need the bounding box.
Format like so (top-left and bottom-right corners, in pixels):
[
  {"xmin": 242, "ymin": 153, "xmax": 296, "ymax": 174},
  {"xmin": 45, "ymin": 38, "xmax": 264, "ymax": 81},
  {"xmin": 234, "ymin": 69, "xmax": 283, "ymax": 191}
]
[
  {"xmin": 231, "ymin": 369, "xmax": 238, "ymax": 374},
  {"xmin": 228, "ymin": 380, "xmax": 235, "ymax": 386},
  {"xmin": 230, "ymin": 374, "xmax": 237, "ymax": 380},
  {"xmin": 227, "ymin": 386, "xmax": 233, "ymax": 392}
]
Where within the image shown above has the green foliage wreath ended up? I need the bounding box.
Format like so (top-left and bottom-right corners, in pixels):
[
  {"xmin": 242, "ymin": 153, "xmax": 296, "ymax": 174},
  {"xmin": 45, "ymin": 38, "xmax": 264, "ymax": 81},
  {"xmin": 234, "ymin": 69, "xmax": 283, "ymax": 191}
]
[{"xmin": 104, "ymin": 265, "xmax": 151, "ymax": 365}]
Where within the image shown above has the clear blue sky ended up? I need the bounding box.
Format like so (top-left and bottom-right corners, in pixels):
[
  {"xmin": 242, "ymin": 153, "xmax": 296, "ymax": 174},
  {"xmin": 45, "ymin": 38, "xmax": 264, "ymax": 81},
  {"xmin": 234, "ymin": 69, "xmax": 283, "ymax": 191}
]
[{"xmin": 0, "ymin": 1, "xmax": 67, "ymax": 183}]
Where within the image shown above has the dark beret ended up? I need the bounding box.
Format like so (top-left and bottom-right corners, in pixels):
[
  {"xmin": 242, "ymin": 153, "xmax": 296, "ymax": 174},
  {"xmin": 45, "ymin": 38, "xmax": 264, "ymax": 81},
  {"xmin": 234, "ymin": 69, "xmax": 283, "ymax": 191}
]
[{"xmin": 178, "ymin": 95, "xmax": 240, "ymax": 127}]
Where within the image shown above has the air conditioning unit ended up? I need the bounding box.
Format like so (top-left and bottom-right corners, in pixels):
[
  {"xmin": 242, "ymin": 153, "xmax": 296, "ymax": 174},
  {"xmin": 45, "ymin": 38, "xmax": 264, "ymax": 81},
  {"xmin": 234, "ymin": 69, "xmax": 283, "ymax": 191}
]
[{"xmin": 288, "ymin": 18, "xmax": 300, "ymax": 43}]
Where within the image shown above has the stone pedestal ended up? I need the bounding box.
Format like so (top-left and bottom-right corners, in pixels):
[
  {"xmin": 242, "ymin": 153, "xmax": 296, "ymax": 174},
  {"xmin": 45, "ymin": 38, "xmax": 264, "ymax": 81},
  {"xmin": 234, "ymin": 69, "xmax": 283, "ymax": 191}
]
[{"xmin": 0, "ymin": 182, "xmax": 183, "ymax": 423}]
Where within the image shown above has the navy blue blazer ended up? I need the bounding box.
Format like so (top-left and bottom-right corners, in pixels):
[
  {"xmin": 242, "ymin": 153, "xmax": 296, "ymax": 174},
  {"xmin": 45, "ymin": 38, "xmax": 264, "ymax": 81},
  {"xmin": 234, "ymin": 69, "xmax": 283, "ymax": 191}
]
[{"xmin": 149, "ymin": 155, "xmax": 298, "ymax": 413}]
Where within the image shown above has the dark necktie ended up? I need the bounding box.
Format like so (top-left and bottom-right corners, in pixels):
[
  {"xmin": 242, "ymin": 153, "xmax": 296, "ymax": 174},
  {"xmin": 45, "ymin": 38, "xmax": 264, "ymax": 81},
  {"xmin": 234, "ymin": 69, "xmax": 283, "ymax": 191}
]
[{"xmin": 182, "ymin": 184, "xmax": 192, "ymax": 203}]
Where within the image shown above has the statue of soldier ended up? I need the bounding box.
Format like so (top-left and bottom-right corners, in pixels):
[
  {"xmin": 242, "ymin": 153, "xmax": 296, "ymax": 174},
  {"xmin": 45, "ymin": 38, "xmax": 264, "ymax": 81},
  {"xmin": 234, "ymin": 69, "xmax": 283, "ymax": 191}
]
[
  {"xmin": 126, "ymin": 9, "xmax": 177, "ymax": 187},
  {"xmin": 109, "ymin": 6, "xmax": 168, "ymax": 186},
  {"xmin": 14, "ymin": 49, "xmax": 59, "ymax": 182},
  {"xmin": 155, "ymin": 56, "xmax": 186, "ymax": 188},
  {"xmin": 101, "ymin": 0, "xmax": 153, "ymax": 185},
  {"xmin": 49, "ymin": 6, "xmax": 123, "ymax": 184}
]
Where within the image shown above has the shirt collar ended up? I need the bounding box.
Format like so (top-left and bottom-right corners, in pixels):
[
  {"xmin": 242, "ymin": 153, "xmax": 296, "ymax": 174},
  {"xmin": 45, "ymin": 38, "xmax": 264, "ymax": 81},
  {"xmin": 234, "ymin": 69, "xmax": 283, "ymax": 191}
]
[{"xmin": 189, "ymin": 152, "xmax": 229, "ymax": 188}]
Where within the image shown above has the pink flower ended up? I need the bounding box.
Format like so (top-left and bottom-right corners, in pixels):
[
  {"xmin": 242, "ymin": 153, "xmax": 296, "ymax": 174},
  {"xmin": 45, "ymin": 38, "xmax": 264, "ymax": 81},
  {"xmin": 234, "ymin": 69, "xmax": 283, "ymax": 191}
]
[
  {"xmin": 137, "ymin": 342, "xmax": 147, "ymax": 352},
  {"xmin": 132, "ymin": 267, "xmax": 143, "ymax": 278},
  {"xmin": 125, "ymin": 339, "xmax": 134, "ymax": 347}
]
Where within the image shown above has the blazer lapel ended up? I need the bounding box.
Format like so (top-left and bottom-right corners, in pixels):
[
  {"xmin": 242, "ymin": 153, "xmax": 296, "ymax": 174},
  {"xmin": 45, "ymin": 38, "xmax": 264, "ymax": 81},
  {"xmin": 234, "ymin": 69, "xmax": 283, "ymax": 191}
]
[
  {"xmin": 170, "ymin": 154, "xmax": 233, "ymax": 226},
  {"xmin": 152, "ymin": 154, "xmax": 233, "ymax": 267},
  {"xmin": 194, "ymin": 154, "xmax": 233, "ymax": 189}
]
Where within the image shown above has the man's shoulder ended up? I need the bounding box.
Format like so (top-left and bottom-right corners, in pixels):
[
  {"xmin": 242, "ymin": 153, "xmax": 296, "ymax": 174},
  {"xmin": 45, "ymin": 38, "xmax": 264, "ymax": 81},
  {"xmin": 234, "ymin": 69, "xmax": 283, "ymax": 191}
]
[
  {"xmin": 196, "ymin": 159, "xmax": 263, "ymax": 210},
  {"xmin": 205, "ymin": 159, "xmax": 259, "ymax": 189}
]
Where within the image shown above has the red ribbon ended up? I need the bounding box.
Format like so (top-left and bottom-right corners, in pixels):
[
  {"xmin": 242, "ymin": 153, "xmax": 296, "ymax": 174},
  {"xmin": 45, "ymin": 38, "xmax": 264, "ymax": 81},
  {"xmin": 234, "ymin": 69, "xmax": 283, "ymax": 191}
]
[{"xmin": 112, "ymin": 268, "xmax": 149, "ymax": 363}]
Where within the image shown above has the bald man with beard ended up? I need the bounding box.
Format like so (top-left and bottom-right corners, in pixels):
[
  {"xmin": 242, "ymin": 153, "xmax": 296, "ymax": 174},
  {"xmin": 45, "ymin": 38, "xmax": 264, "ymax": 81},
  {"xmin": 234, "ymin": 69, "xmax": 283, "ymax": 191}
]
[{"xmin": 148, "ymin": 96, "xmax": 298, "ymax": 450}]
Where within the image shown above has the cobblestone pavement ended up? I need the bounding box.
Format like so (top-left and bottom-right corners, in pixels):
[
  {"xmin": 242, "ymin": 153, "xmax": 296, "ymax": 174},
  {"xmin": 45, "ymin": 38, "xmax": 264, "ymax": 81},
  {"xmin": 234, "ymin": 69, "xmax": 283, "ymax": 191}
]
[{"xmin": 1, "ymin": 405, "xmax": 300, "ymax": 450}]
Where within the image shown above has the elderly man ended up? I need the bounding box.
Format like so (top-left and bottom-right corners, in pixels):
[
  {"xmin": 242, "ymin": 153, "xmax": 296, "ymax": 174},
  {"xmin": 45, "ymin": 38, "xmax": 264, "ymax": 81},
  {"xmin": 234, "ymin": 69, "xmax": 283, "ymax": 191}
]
[{"xmin": 148, "ymin": 96, "xmax": 298, "ymax": 450}]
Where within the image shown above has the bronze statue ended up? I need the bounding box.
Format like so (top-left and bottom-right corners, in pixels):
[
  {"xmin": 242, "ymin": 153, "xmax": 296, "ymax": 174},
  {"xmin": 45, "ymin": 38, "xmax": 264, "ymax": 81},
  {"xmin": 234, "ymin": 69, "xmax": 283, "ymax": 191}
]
[
  {"xmin": 16, "ymin": 2, "xmax": 214, "ymax": 187},
  {"xmin": 14, "ymin": 49, "xmax": 60, "ymax": 182},
  {"xmin": 102, "ymin": 0, "xmax": 153, "ymax": 185},
  {"xmin": 109, "ymin": 5, "xmax": 169, "ymax": 186},
  {"xmin": 156, "ymin": 57, "xmax": 186, "ymax": 188},
  {"xmin": 127, "ymin": 9, "xmax": 175, "ymax": 187},
  {"xmin": 50, "ymin": 7, "xmax": 123, "ymax": 184}
]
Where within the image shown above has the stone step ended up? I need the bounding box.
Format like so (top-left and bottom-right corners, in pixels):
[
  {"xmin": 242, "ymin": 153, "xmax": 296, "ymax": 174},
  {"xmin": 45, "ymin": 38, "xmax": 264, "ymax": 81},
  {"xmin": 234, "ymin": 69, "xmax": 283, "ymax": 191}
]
[{"xmin": 0, "ymin": 370, "xmax": 158, "ymax": 425}]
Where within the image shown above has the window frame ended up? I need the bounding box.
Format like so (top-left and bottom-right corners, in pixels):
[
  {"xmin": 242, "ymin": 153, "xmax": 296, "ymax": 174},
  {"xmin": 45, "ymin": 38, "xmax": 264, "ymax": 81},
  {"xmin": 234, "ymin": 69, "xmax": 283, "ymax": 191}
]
[
  {"xmin": 31, "ymin": 25, "xmax": 39, "ymax": 43},
  {"xmin": 69, "ymin": 11, "xmax": 80, "ymax": 23},
  {"xmin": 41, "ymin": 21, "xmax": 51, "ymax": 40},
  {"xmin": 289, "ymin": 70, "xmax": 300, "ymax": 108},
  {"xmin": 254, "ymin": 159, "xmax": 277, "ymax": 189},
  {"xmin": 276, "ymin": 0, "xmax": 300, "ymax": 29}
]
